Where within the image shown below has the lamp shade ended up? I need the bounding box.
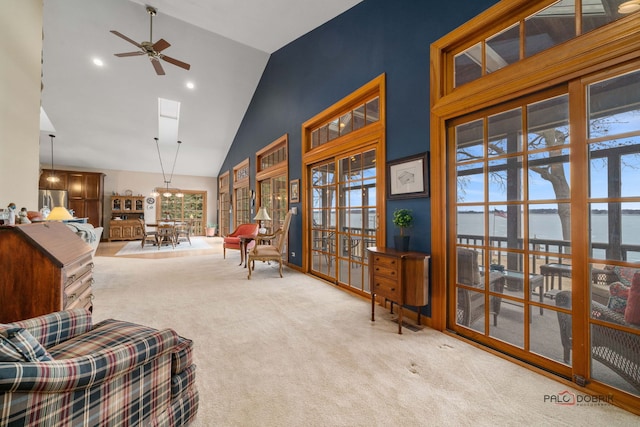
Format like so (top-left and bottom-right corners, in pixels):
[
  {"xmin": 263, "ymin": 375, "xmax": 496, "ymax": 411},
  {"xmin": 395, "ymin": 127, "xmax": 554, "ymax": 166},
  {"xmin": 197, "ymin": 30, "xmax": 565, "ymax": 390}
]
[
  {"xmin": 253, "ymin": 207, "xmax": 271, "ymax": 221},
  {"xmin": 46, "ymin": 206, "xmax": 74, "ymax": 221}
]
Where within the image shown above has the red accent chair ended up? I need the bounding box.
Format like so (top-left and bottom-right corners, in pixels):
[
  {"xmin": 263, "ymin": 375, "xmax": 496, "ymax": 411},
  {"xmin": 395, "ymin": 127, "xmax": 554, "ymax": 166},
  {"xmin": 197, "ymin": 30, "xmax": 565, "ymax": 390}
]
[{"xmin": 223, "ymin": 223, "xmax": 259, "ymax": 259}]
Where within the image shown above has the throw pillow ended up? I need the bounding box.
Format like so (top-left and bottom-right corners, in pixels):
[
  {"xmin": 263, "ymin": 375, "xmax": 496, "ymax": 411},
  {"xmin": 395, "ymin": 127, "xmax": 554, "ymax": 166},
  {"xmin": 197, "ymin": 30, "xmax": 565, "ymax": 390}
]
[
  {"xmin": 612, "ymin": 266, "xmax": 637, "ymax": 286},
  {"xmin": 608, "ymin": 282, "xmax": 630, "ymax": 314},
  {"xmin": 624, "ymin": 272, "xmax": 640, "ymax": 326},
  {"xmin": 0, "ymin": 327, "xmax": 54, "ymax": 362}
]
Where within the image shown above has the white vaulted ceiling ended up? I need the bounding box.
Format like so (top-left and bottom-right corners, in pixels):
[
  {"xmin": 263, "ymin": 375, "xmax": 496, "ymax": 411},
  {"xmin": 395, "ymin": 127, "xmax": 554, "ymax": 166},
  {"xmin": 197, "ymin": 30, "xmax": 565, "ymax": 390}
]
[{"xmin": 40, "ymin": 0, "xmax": 362, "ymax": 177}]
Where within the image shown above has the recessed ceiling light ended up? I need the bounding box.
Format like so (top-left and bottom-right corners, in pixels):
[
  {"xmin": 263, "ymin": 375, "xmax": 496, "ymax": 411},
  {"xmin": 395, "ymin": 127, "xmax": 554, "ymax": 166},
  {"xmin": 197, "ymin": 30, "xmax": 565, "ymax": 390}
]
[
  {"xmin": 92, "ymin": 58, "xmax": 104, "ymax": 67},
  {"xmin": 186, "ymin": 82, "xmax": 195, "ymax": 89}
]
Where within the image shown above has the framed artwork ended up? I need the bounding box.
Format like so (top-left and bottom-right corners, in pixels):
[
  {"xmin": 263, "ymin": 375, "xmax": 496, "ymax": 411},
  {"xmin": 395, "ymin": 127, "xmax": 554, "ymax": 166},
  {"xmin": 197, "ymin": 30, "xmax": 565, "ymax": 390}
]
[
  {"xmin": 290, "ymin": 179, "xmax": 300, "ymax": 203},
  {"xmin": 386, "ymin": 152, "xmax": 429, "ymax": 199}
]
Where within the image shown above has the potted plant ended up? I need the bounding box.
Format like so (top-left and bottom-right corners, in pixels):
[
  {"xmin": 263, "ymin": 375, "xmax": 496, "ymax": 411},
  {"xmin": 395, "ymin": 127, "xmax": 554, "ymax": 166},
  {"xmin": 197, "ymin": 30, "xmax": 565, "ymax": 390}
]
[
  {"xmin": 392, "ymin": 208, "xmax": 413, "ymax": 251},
  {"xmin": 205, "ymin": 223, "xmax": 217, "ymax": 237}
]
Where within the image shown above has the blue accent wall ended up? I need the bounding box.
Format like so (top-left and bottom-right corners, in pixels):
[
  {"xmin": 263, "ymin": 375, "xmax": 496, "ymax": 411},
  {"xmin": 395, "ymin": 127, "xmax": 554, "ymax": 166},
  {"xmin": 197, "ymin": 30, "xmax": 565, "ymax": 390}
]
[{"xmin": 220, "ymin": 0, "xmax": 499, "ymax": 265}]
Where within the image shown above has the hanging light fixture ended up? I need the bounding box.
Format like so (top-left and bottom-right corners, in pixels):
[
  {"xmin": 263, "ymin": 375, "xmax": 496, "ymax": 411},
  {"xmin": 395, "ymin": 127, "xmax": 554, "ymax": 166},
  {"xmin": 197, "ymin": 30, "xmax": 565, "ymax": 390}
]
[
  {"xmin": 619, "ymin": 0, "xmax": 640, "ymax": 13},
  {"xmin": 46, "ymin": 134, "xmax": 60, "ymax": 183},
  {"xmin": 153, "ymin": 138, "xmax": 184, "ymax": 198}
]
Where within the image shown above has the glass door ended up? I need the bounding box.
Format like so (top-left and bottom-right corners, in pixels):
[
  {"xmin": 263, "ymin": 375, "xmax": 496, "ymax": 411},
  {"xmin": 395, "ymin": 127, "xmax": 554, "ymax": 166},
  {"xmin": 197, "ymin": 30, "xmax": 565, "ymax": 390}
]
[
  {"xmin": 450, "ymin": 89, "xmax": 573, "ymax": 371},
  {"xmin": 310, "ymin": 149, "xmax": 377, "ymax": 293},
  {"xmin": 586, "ymin": 67, "xmax": 640, "ymax": 396}
]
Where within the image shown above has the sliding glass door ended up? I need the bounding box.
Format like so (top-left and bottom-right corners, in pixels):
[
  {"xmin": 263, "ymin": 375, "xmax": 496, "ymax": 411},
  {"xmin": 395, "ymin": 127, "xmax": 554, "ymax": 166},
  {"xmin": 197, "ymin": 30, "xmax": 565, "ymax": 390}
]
[{"xmin": 310, "ymin": 149, "xmax": 377, "ymax": 293}]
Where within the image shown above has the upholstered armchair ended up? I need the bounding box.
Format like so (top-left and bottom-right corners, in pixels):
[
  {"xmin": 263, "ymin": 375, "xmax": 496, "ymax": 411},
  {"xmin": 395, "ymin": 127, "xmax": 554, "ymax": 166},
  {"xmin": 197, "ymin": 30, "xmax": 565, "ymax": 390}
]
[
  {"xmin": 247, "ymin": 210, "xmax": 293, "ymax": 279},
  {"xmin": 223, "ymin": 223, "xmax": 259, "ymax": 259},
  {"xmin": 0, "ymin": 309, "xmax": 199, "ymax": 426},
  {"xmin": 456, "ymin": 248, "xmax": 505, "ymax": 327}
]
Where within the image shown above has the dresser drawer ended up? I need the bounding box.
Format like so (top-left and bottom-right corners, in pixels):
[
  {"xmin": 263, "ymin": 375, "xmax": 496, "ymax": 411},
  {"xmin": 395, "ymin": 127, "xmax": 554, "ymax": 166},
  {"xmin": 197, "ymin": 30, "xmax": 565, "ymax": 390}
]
[
  {"xmin": 63, "ymin": 256, "xmax": 94, "ymax": 286},
  {"xmin": 372, "ymin": 275, "xmax": 401, "ymax": 301},
  {"xmin": 372, "ymin": 263, "xmax": 398, "ymax": 280},
  {"xmin": 65, "ymin": 282, "xmax": 94, "ymax": 311},
  {"xmin": 64, "ymin": 270, "xmax": 93, "ymax": 307},
  {"xmin": 372, "ymin": 254, "xmax": 398, "ymax": 269}
]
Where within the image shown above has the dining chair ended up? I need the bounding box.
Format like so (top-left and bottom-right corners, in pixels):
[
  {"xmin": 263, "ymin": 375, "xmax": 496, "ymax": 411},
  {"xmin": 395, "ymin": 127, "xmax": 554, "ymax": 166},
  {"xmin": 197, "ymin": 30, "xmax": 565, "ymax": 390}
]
[
  {"xmin": 139, "ymin": 218, "xmax": 157, "ymax": 248},
  {"xmin": 156, "ymin": 224, "xmax": 176, "ymax": 249},
  {"xmin": 175, "ymin": 220, "xmax": 192, "ymax": 246}
]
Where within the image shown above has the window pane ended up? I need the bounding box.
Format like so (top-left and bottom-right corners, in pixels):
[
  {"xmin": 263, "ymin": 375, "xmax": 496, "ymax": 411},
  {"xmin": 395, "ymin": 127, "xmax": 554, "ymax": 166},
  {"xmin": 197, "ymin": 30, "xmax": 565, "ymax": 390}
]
[
  {"xmin": 486, "ymin": 23, "xmax": 520, "ymax": 73},
  {"xmin": 588, "ymin": 69, "xmax": 640, "ymax": 139},
  {"xmin": 366, "ymin": 97, "xmax": 379, "ymax": 124},
  {"xmin": 456, "ymin": 119, "xmax": 484, "ymax": 162},
  {"xmin": 488, "ymin": 108, "xmax": 522, "ymax": 155},
  {"xmin": 328, "ymin": 118, "xmax": 340, "ymax": 141},
  {"xmin": 353, "ymin": 104, "xmax": 365, "ymax": 130},
  {"xmin": 457, "ymin": 208, "xmax": 485, "ymax": 244},
  {"xmin": 490, "ymin": 205, "xmax": 524, "ymax": 250},
  {"xmin": 528, "ymin": 149, "xmax": 570, "ymax": 201},
  {"xmin": 454, "ymin": 43, "xmax": 482, "ymax": 87},
  {"xmin": 457, "ymin": 162, "xmax": 485, "ymax": 204},
  {"xmin": 530, "ymin": 203, "xmax": 571, "ymax": 253},
  {"xmin": 582, "ymin": 0, "xmax": 624, "ymax": 34},
  {"xmin": 488, "ymin": 157, "xmax": 523, "ymax": 202},
  {"xmin": 527, "ymin": 94, "xmax": 569, "ymax": 152},
  {"xmin": 340, "ymin": 111, "xmax": 353, "ymax": 136},
  {"xmin": 525, "ymin": 0, "xmax": 576, "ymax": 58}
]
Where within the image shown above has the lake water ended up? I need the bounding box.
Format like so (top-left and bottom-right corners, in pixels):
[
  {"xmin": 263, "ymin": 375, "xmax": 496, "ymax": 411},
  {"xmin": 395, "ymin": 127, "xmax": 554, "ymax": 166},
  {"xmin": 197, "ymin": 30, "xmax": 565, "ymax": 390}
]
[{"xmin": 457, "ymin": 212, "xmax": 640, "ymax": 262}]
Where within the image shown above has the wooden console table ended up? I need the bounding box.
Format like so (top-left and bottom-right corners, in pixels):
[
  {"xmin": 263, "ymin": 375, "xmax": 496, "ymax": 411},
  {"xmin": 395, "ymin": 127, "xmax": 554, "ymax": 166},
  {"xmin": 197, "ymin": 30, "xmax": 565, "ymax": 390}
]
[{"xmin": 367, "ymin": 247, "xmax": 429, "ymax": 334}]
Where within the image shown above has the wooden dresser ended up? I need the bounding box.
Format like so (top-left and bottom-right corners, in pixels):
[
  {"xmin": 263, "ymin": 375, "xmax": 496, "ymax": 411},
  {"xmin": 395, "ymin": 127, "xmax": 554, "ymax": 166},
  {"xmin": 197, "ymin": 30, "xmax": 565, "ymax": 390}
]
[
  {"xmin": 108, "ymin": 195, "xmax": 145, "ymax": 241},
  {"xmin": 0, "ymin": 222, "xmax": 94, "ymax": 323},
  {"xmin": 367, "ymin": 246, "xmax": 430, "ymax": 334}
]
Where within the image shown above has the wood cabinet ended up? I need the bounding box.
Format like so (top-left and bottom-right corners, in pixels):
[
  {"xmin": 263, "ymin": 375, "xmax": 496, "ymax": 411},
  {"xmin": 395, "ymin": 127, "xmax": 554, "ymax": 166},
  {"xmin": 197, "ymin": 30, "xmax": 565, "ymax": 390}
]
[
  {"xmin": 0, "ymin": 222, "xmax": 94, "ymax": 323},
  {"xmin": 368, "ymin": 247, "xmax": 430, "ymax": 334},
  {"xmin": 39, "ymin": 169, "xmax": 105, "ymax": 228},
  {"xmin": 109, "ymin": 196, "xmax": 145, "ymax": 241}
]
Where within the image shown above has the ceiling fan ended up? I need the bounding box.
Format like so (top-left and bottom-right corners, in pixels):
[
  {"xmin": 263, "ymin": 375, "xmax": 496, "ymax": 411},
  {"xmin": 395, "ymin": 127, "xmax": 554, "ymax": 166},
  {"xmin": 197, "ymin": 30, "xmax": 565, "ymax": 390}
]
[{"xmin": 111, "ymin": 6, "xmax": 191, "ymax": 75}]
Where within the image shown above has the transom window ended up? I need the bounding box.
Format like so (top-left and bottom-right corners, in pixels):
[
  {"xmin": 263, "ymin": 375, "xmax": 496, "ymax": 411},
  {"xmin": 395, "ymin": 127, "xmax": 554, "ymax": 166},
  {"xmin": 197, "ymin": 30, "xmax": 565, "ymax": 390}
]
[{"xmin": 453, "ymin": 0, "xmax": 638, "ymax": 88}]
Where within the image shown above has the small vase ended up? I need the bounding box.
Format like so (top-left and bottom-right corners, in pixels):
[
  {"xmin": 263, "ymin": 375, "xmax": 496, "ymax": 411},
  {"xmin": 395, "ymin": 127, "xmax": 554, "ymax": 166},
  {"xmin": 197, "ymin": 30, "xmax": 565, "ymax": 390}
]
[{"xmin": 394, "ymin": 235, "xmax": 410, "ymax": 251}]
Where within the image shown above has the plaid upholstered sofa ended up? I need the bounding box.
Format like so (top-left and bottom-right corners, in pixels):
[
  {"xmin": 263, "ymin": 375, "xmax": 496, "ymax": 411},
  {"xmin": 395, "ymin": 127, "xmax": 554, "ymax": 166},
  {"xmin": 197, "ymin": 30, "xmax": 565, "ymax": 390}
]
[{"xmin": 0, "ymin": 309, "xmax": 199, "ymax": 426}]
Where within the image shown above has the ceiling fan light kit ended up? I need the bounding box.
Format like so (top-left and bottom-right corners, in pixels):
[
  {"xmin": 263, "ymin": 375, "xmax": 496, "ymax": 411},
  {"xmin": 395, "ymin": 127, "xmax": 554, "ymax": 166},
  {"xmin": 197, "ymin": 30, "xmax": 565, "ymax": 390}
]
[{"xmin": 111, "ymin": 6, "xmax": 191, "ymax": 75}]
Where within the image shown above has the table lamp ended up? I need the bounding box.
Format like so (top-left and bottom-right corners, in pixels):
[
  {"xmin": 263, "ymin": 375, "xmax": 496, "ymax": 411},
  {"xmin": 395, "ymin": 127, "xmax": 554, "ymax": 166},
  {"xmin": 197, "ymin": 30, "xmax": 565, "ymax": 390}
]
[
  {"xmin": 46, "ymin": 206, "xmax": 74, "ymax": 221},
  {"xmin": 253, "ymin": 207, "xmax": 271, "ymax": 234}
]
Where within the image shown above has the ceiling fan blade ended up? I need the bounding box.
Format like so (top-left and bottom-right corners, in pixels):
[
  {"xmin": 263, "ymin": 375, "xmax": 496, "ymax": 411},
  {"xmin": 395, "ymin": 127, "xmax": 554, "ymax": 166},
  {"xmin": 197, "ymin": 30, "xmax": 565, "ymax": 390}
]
[
  {"xmin": 161, "ymin": 55, "xmax": 191, "ymax": 71},
  {"xmin": 151, "ymin": 58, "xmax": 165, "ymax": 75},
  {"xmin": 152, "ymin": 38, "xmax": 171, "ymax": 52},
  {"xmin": 114, "ymin": 51, "xmax": 145, "ymax": 57},
  {"xmin": 110, "ymin": 30, "xmax": 142, "ymax": 48}
]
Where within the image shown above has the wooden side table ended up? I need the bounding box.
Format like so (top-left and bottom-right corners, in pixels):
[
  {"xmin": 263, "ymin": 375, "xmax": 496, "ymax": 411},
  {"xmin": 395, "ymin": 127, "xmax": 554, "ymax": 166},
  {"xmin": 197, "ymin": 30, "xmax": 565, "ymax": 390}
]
[
  {"xmin": 368, "ymin": 247, "xmax": 430, "ymax": 334},
  {"xmin": 239, "ymin": 235, "xmax": 255, "ymax": 267}
]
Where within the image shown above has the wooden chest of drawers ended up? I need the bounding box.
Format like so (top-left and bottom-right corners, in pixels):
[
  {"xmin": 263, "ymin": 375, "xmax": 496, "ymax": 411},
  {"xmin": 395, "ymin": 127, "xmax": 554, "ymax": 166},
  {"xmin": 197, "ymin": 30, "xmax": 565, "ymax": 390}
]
[
  {"xmin": 368, "ymin": 246, "xmax": 429, "ymax": 334},
  {"xmin": 0, "ymin": 222, "xmax": 94, "ymax": 323}
]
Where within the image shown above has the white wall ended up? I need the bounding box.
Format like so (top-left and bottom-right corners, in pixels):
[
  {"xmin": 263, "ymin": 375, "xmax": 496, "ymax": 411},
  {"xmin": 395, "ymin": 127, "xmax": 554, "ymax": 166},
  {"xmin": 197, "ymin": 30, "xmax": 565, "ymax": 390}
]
[
  {"xmin": 0, "ymin": 0, "xmax": 43, "ymax": 211},
  {"xmin": 54, "ymin": 165, "xmax": 218, "ymax": 237}
]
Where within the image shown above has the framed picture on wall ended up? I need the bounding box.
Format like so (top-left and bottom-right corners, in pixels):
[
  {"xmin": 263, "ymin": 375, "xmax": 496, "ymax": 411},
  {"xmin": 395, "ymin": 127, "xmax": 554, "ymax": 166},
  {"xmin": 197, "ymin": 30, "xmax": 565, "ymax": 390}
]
[
  {"xmin": 387, "ymin": 152, "xmax": 429, "ymax": 199},
  {"xmin": 290, "ymin": 179, "xmax": 300, "ymax": 203}
]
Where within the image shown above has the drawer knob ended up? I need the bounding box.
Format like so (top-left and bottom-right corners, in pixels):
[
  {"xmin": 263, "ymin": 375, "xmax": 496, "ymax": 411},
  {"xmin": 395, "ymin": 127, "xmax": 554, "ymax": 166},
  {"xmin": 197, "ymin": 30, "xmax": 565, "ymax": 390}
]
[{"xmin": 67, "ymin": 293, "xmax": 77, "ymax": 301}]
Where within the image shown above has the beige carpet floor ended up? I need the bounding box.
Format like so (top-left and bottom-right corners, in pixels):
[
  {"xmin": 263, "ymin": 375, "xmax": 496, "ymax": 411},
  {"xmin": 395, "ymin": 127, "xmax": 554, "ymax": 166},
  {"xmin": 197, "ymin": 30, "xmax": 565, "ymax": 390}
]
[{"xmin": 91, "ymin": 244, "xmax": 639, "ymax": 426}]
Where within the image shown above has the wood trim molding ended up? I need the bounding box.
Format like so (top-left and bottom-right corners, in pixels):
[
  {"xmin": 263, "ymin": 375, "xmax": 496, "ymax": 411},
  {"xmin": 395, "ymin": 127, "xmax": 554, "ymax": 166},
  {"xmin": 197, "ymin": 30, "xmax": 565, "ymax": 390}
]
[{"xmin": 301, "ymin": 74, "xmax": 386, "ymax": 275}]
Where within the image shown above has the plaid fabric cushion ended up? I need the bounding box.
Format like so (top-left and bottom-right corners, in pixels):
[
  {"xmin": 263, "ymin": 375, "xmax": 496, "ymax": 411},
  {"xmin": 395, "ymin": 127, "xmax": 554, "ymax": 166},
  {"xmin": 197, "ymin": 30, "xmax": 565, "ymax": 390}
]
[
  {"xmin": 48, "ymin": 319, "xmax": 178, "ymax": 360},
  {"xmin": 0, "ymin": 328, "xmax": 53, "ymax": 362},
  {"xmin": 171, "ymin": 337, "xmax": 194, "ymax": 375},
  {"xmin": 0, "ymin": 309, "xmax": 93, "ymax": 349},
  {"xmin": 171, "ymin": 363, "xmax": 197, "ymax": 398}
]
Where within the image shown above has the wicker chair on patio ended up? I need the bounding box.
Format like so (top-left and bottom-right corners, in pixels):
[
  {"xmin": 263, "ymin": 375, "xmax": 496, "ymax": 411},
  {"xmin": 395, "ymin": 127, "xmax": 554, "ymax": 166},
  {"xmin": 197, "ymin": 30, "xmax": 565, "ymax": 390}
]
[
  {"xmin": 247, "ymin": 210, "xmax": 293, "ymax": 279},
  {"xmin": 555, "ymin": 289, "xmax": 640, "ymax": 392},
  {"xmin": 456, "ymin": 248, "xmax": 505, "ymax": 327}
]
